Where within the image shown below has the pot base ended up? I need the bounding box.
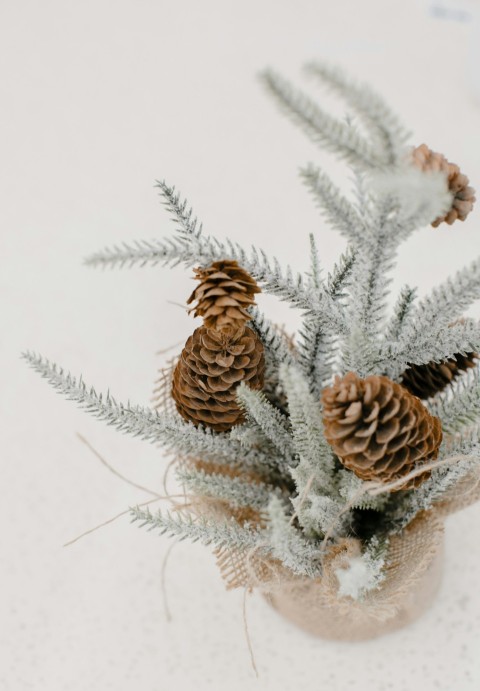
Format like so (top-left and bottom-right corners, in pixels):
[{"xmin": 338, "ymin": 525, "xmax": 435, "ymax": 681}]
[{"xmin": 265, "ymin": 540, "xmax": 444, "ymax": 641}]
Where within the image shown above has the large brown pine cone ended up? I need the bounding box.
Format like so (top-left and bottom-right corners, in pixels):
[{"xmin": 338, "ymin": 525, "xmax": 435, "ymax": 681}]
[
  {"xmin": 322, "ymin": 372, "xmax": 443, "ymax": 490},
  {"xmin": 172, "ymin": 325, "xmax": 265, "ymax": 432},
  {"xmin": 187, "ymin": 260, "xmax": 261, "ymax": 332},
  {"xmin": 401, "ymin": 352, "xmax": 478, "ymax": 400},
  {"xmin": 411, "ymin": 144, "xmax": 476, "ymax": 227}
]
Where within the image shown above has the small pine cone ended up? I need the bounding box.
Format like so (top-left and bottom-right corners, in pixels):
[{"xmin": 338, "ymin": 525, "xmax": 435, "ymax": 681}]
[
  {"xmin": 322, "ymin": 372, "xmax": 443, "ymax": 490},
  {"xmin": 172, "ymin": 325, "xmax": 265, "ymax": 432},
  {"xmin": 411, "ymin": 144, "xmax": 476, "ymax": 227},
  {"xmin": 401, "ymin": 352, "xmax": 478, "ymax": 400},
  {"xmin": 187, "ymin": 260, "xmax": 261, "ymax": 332}
]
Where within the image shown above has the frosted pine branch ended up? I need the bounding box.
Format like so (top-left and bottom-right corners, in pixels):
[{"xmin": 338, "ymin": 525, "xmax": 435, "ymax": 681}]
[
  {"xmin": 327, "ymin": 248, "xmax": 357, "ymax": 300},
  {"xmin": 176, "ymin": 466, "xmax": 282, "ymax": 510},
  {"xmin": 279, "ymin": 364, "xmax": 341, "ymax": 536},
  {"xmin": 337, "ymin": 471, "xmax": 388, "ymax": 512},
  {"xmin": 22, "ymin": 352, "xmax": 273, "ymax": 470},
  {"xmin": 279, "ymin": 364, "xmax": 334, "ymax": 481},
  {"xmin": 228, "ymin": 423, "xmax": 265, "ymax": 444},
  {"xmin": 248, "ymin": 309, "xmax": 297, "ymax": 414},
  {"xmin": 353, "ymin": 166, "xmax": 450, "ymax": 325},
  {"xmin": 383, "ymin": 285, "xmax": 417, "ymax": 342},
  {"xmin": 297, "ymin": 320, "xmax": 336, "ymax": 394},
  {"xmin": 85, "ymin": 231, "xmax": 346, "ymax": 333},
  {"xmin": 347, "ymin": 236, "xmax": 395, "ymax": 335},
  {"xmin": 300, "ymin": 164, "xmax": 365, "ymax": 244},
  {"xmin": 403, "ymin": 256, "xmax": 480, "ymax": 341},
  {"xmin": 249, "ymin": 307, "xmax": 297, "ymax": 367},
  {"xmin": 131, "ymin": 506, "xmax": 264, "ymax": 551},
  {"xmin": 341, "ymin": 176, "xmax": 404, "ymax": 356},
  {"xmin": 134, "ymin": 500, "xmax": 322, "ymax": 578},
  {"xmin": 429, "ymin": 368, "xmax": 480, "ymax": 435},
  {"xmin": 390, "ymin": 452, "xmax": 479, "ymax": 530},
  {"xmin": 227, "ymin": 425, "xmax": 290, "ymax": 477},
  {"xmin": 378, "ymin": 321, "xmax": 480, "ymax": 381},
  {"xmin": 342, "ymin": 168, "xmax": 455, "ymax": 375},
  {"xmin": 236, "ymin": 383, "xmax": 295, "ymax": 457},
  {"xmin": 155, "ymin": 180, "xmax": 203, "ymax": 237},
  {"xmin": 298, "ymin": 249, "xmax": 355, "ymax": 392},
  {"xmin": 305, "ymin": 62, "xmax": 410, "ymax": 165},
  {"xmin": 261, "ymin": 69, "xmax": 385, "ymax": 169},
  {"xmin": 84, "ymin": 237, "xmax": 189, "ymax": 270},
  {"xmin": 339, "ymin": 204, "xmax": 397, "ymax": 375},
  {"xmin": 446, "ymin": 426, "xmax": 480, "ymax": 456},
  {"xmin": 266, "ymin": 496, "xmax": 322, "ymax": 577},
  {"xmin": 307, "ymin": 233, "xmax": 322, "ymax": 289}
]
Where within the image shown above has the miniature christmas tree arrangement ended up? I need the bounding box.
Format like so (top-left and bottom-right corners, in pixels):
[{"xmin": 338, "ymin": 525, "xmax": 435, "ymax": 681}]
[{"xmin": 24, "ymin": 63, "xmax": 480, "ymax": 641}]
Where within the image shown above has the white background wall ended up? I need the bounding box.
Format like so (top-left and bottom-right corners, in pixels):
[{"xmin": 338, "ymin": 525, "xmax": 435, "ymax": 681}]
[{"xmin": 2, "ymin": 1, "xmax": 480, "ymax": 689}]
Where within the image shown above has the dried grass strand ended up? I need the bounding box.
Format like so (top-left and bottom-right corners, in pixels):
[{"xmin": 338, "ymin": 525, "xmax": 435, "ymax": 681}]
[
  {"xmin": 64, "ymin": 497, "xmax": 163, "ymax": 547},
  {"xmin": 155, "ymin": 340, "xmax": 184, "ymax": 355},
  {"xmin": 161, "ymin": 539, "xmax": 178, "ymax": 622},
  {"xmin": 76, "ymin": 432, "xmax": 162, "ymax": 498},
  {"xmin": 243, "ymin": 587, "xmax": 259, "ymax": 678}
]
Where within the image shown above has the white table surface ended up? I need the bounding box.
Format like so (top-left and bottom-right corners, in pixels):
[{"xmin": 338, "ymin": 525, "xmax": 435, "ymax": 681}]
[{"xmin": 2, "ymin": 1, "xmax": 480, "ymax": 689}]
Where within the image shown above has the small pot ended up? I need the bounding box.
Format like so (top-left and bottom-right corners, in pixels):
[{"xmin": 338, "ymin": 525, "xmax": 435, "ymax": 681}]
[{"xmin": 265, "ymin": 538, "xmax": 444, "ymax": 641}]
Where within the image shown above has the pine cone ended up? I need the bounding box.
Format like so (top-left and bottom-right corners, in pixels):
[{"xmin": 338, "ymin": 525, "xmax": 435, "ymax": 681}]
[
  {"xmin": 401, "ymin": 352, "xmax": 478, "ymax": 400},
  {"xmin": 411, "ymin": 144, "xmax": 476, "ymax": 227},
  {"xmin": 322, "ymin": 372, "xmax": 443, "ymax": 489},
  {"xmin": 187, "ymin": 260, "xmax": 261, "ymax": 332},
  {"xmin": 172, "ymin": 325, "xmax": 265, "ymax": 432}
]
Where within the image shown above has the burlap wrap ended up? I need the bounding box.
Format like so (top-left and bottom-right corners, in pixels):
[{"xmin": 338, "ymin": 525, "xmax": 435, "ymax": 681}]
[
  {"xmin": 264, "ymin": 515, "xmax": 445, "ymax": 640},
  {"xmin": 213, "ymin": 465, "xmax": 480, "ymax": 640}
]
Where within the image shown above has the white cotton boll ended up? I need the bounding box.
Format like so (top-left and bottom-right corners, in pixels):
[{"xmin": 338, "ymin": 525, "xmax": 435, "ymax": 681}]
[
  {"xmin": 336, "ymin": 539, "xmax": 387, "ymax": 601},
  {"xmin": 336, "ymin": 556, "xmax": 375, "ymax": 600},
  {"xmin": 369, "ymin": 166, "xmax": 453, "ymax": 228}
]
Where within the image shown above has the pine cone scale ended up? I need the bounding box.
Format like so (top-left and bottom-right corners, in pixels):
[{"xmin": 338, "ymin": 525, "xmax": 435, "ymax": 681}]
[
  {"xmin": 386, "ymin": 432, "xmax": 410, "ymax": 455},
  {"xmin": 343, "ymin": 436, "xmax": 371, "ymax": 455},
  {"xmin": 354, "ymin": 419, "xmax": 377, "ymax": 438},
  {"xmin": 375, "ymin": 418, "xmax": 400, "ymax": 444},
  {"xmin": 380, "ymin": 396, "xmax": 400, "ymax": 422}
]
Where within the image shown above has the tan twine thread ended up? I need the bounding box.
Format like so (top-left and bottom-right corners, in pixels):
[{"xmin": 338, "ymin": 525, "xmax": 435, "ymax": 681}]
[
  {"xmin": 366, "ymin": 453, "xmax": 478, "ymax": 496},
  {"xmin": 243, "ymin": 587, "xmax": 259, "ymax": 678},
  {"xmin": 66, "ymin": 435, "xmax": 195, "ymax": 547}
]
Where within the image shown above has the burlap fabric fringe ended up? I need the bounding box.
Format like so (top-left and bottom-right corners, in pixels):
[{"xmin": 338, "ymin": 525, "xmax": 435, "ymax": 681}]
[{"xmin": 212, "ymin": 460, "xmax": 480, "ymax": 640}]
